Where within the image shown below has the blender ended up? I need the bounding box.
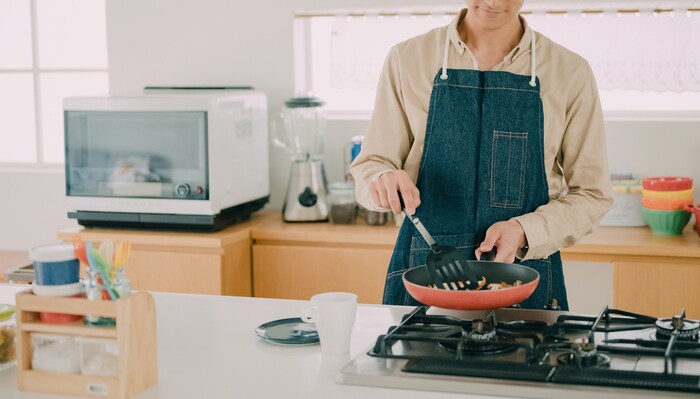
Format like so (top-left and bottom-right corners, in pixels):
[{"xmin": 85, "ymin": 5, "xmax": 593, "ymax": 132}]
[{"xmin": 276, "ymin": 96, "xmax": 329, "ymax": 222}]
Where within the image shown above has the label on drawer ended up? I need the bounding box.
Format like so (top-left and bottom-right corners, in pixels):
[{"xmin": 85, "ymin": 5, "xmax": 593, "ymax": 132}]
[{"xmin": 86, "ymin": 382, "xmax": 109, "ymax": 396}]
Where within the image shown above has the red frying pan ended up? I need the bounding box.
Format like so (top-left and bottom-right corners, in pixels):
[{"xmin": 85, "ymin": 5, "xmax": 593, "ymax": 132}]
[{"xmin": 403, "ymin": 261, "xmax": 539, "ymax": 310}]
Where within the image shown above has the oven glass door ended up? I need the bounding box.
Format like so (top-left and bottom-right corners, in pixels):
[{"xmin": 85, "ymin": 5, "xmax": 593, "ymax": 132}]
[{"xmin": 65, "ymin": 111, "xmax": 208, "ymax": 200}]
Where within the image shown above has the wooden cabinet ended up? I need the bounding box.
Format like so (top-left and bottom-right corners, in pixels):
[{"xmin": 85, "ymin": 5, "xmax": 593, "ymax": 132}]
[
  {"xmin": 613, "ymin": 262, "xmax": 700, "ymax": 319},
  {"xmin": 56, "ymin": 211, "xmax": 700, "ymax": 316},
  {"xmin": 252, "ymin": 218, "xmax": 700, "ymax": 316},
  {"xmin": 563, "ymin": 226, "xmax": 700, "ymax": 318},
  {"xmin": 57, "ymin": 212, "xmax": 276, "ymax": 296},
  {"xmin": 251, "ymin": 219, "xmax": 397, "ymax": 304}
]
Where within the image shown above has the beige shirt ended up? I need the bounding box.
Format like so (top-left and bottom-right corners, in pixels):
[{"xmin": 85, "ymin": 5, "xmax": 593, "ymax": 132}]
[{"xmin": 350, "ymin": 9, "xmax": 613, "ymax": 261}]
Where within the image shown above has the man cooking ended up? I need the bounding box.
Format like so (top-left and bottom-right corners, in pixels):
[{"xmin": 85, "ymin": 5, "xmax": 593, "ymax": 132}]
[{"xmin": 350, "ymin": 0, "xmax": 613, "ymax": 309}]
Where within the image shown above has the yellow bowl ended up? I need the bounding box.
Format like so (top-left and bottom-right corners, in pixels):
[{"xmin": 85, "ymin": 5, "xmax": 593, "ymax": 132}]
[{"xmin": 642, "ymin": 188, "xmax": 693, "ymax": 200}]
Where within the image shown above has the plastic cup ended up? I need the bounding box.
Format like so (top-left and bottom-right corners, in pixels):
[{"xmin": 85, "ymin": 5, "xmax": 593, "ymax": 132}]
[{"xmin": 29, "ymin": 244, "xmax": 79, "ymax": 286}]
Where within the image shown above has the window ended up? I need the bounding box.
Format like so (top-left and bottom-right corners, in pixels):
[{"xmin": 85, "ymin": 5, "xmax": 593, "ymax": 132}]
[
  {"xmin": 295, "ymin": 3, "xmax": 700, "ymax": 118},
  {"xmin": 0, "ymin": 0, "xmax": 109, "ymax": 164}
]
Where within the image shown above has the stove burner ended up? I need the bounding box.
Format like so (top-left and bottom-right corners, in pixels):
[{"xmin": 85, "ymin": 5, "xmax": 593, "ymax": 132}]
[
  {"xmin": 556, "ymin": 342, "xmax": 611, "ymax": 368},
  {"xmin": 468, "ymin": 319, "xmax": 497, "ymax": 340},
  {"xmin": 655, "ymin": 315, "xmax": 700, "ymax": 341},
  {"xmin": 365, "ymin": 305, "xmax": 700, "ymax": 396},
  {"xmin": 437, "ymin": 320, "xmax": 517, "ymax": 356}
]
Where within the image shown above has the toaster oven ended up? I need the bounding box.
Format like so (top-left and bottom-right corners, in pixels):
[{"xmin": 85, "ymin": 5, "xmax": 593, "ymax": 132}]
[{"xmin": 63, "ymin": 88, "xmax": 269, "ymax": 231}]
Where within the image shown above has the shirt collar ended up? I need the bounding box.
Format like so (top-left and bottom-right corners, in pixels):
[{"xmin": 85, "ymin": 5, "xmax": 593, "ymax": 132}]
[{"xmin": 448, "ymin": 8, "xmax": 533, "ymax": 63}]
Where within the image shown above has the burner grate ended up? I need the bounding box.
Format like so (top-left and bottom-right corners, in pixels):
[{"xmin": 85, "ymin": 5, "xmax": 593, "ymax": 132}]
[
  {"xmin": 365, "ymin": 305, "xmax": 700, "ymax": 395},
  {"xmin": 552, "ymin": 367, "xmax": 700, "ymax": 393},
  {"xmin": 403, "ymin": 358, "xmax": 555, "ymax": 382}
]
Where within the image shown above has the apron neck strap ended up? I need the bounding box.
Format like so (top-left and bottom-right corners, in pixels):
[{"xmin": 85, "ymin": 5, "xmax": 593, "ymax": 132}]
[
  {"xmin": 440, "ymin": 27, "xmax": 538, "ymax": 86},
  {"xmin": 528, "ymin": 30, "xmax": 537, "ymax": 87},
  {"xmin": 440, "ymin": 33, "xmax": 450, "ymax": 80}
]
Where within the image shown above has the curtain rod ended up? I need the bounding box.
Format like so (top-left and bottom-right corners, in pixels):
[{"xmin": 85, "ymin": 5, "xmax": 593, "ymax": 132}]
[{"xmin": 295, "ymin": 8, "xmax": 700, "ymax": 18}]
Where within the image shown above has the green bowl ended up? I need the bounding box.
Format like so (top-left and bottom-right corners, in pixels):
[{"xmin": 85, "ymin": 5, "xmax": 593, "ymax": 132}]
[{"xmin": 642, "ymin": 207, "xmax": 691, "ymax": 236}]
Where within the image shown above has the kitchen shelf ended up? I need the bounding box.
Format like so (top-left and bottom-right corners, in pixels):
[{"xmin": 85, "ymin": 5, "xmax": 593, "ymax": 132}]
[
  {"xmin": 19, "ymin": 320, "xmax": 117, "ymax": 338},
  {"xmin": 15, "ymin": 290, "xmax": 157, "ymax": 399}
]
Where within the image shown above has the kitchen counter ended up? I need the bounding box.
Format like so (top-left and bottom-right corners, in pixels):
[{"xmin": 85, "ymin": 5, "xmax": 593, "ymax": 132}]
[
  {"xmin": 252, "ymin": 217, "xmax": 700, "ymax": 261},
  {"xmin": 252, "ymin": 218, "xmax": 700, "ymax": 317},
  {"xmin": 56, "ymin": 212, "xmax": 279, "ymax": 296},
  {"xmin": 0, "ymin": 284, "xmax": 515, "ymax": 399},
  {"xmin": 56, "ymin": 214, "xmax": 700, "ymax": 317}
]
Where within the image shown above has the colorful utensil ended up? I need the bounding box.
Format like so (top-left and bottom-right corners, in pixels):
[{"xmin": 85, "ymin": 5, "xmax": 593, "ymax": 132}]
[
  {"xmin": 98, "ymin": 240, "xmax": 115, "ymax": 271},
  {"xmin": 112, "ymin": 241, "xmax": 131, "ymax": 280},
  {"xmin": 86, "ymin": 243, "xmax": 118, "ymax": 300},
  {"xmin": 72, "ymin": 235, "xmax": 89, "ymax": 266}
]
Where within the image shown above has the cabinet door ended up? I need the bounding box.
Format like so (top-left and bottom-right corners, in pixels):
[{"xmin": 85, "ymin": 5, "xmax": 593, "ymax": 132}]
[
  {"xmin": 614, "ymin": 262, "xmax": 700, "ymax": 319},
  {"xmin": 253, "ymin": 244, "xmax": 392, "ymax": 304},
  {"xmin": 125, "ymin": 250, "xmax": 224, "ymax": 295}
]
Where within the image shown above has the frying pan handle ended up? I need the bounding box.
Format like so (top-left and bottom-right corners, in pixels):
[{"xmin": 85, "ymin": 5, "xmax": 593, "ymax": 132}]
[
  {"xmin": 398, "ymin": 192, "xmax": 438, "ymax": 249},
  {"xmin": 479, "ymin": 249, "xmax": 497, "ymax": 261}
]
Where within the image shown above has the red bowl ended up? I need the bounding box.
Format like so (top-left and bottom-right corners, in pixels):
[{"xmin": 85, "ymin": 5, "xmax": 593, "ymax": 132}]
[
  {"xmin": 37, "ymin": 293, "xmax": 84, "ymax": 324},
  {"xmin": 642, "ymin": 177, "xmax": 693, "ymax": 191},
  {"xmin": 39, "ymin": 312, "xmax": 83, "ymax": 324}
]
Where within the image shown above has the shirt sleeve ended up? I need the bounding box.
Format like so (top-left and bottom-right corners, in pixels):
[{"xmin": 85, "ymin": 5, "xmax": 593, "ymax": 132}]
[
  {"xmin": 513, "ymin": 61, "xmax": 614, "ymax": 260},
  {"xmin": 349, "ymin": 46, "xmax": 414, "ymax": 211}
]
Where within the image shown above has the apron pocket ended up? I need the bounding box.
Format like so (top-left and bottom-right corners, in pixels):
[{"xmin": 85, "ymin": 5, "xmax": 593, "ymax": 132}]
[
  {"xmin": 409, "ymin": 232, "xmax": 479, "ymax": 268},
  {"xmin": 490, "ymin": 130, "xmax": 528, "ymax": 210}
]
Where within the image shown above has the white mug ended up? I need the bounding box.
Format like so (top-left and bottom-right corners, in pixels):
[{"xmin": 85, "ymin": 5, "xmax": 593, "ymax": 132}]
[{"xmin": 301, "ymin": 292, "xmax": 357, "ymax": 355}]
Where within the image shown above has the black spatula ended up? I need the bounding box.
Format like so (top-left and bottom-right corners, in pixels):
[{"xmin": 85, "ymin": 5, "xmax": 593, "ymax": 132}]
[{"xmin": 399, "ymin": 194, "xmax": 480, "ymax": 290}]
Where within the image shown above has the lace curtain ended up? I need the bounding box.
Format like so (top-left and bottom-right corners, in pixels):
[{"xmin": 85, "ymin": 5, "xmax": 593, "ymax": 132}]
[
  {"xmin": 322, "ymin": 5, "xmax": 700, "ymax": 93},
  {"xmin": 526, "ymin": 10, "xmax": 700, "ymax": 92}
]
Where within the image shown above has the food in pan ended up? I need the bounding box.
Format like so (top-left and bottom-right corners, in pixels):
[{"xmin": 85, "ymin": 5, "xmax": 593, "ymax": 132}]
[
  {"xmin": 486, "ymin": 280, "xmax": 523, "ymax": 290},
  {"xmin": 428, "ymin": 277, "xmax": 523, "ymax": 290}
]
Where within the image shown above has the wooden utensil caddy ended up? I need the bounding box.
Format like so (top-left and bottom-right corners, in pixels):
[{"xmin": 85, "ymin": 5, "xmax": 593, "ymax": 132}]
[{"xmin": 15, "ymin": 290, "xmax": 158, "ymax": 399}]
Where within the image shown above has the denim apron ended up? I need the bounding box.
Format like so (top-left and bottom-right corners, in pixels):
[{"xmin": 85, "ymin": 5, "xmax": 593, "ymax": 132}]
[{"xmin": 384, "ymin": 30, "xmax": 569, "ymax": 310}]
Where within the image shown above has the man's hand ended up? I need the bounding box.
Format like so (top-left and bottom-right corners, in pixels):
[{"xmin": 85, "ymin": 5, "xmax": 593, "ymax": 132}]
[
  {"xmin": 368, "ymin": 170, "xmax": 420, "ymax": 215},
  {"xmin": 475, "ymin": 220, "xmax": 527, "ymax": 263}
]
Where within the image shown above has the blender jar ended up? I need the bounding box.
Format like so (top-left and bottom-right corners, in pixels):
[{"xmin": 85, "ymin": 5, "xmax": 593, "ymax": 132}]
[{"xmin": 279, "ymin": 97, "xmax": 327, "ymax": 161}]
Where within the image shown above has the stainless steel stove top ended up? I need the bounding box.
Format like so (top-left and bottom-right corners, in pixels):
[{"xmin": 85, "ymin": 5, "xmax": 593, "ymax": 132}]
[{"xmin": 337, "ymin": 306, "xmax": 700, "ymax": 399}]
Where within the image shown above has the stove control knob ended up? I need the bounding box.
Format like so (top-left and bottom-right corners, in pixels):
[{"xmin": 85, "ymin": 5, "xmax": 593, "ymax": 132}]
[
  {"xmin": 298, "ymin": 187, "xmax": 317, "ymax": 207},
  {"xmin": 175, "ymin": 183, "xmax": 191, "ymax": 198}
]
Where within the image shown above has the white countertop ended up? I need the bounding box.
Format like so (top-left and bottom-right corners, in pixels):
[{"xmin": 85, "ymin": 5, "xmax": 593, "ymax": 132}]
[{"xmin": 0, "ymin": 284, "xmax": 513, "ymax": 399}]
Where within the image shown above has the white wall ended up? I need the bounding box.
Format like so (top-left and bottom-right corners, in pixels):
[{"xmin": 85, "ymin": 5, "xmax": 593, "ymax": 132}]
[
  {"xmin": 0, "ymin": 169, "xmax": 79, "ymax": 250},
  {"xmin": 2, "ymin": 0, "xmax": 699, "ymax": 265}
]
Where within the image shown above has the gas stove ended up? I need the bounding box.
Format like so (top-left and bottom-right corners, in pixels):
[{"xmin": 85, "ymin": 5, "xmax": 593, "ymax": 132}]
[{"xmin": 337, "ymin": 305, "xmax": 700, "ymax": 399}]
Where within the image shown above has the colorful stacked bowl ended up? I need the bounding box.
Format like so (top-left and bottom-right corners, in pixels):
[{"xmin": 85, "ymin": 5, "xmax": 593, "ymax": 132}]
[{"xmin": 641, "ymin": 177, "xmax": 693, "ymax": 235}]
